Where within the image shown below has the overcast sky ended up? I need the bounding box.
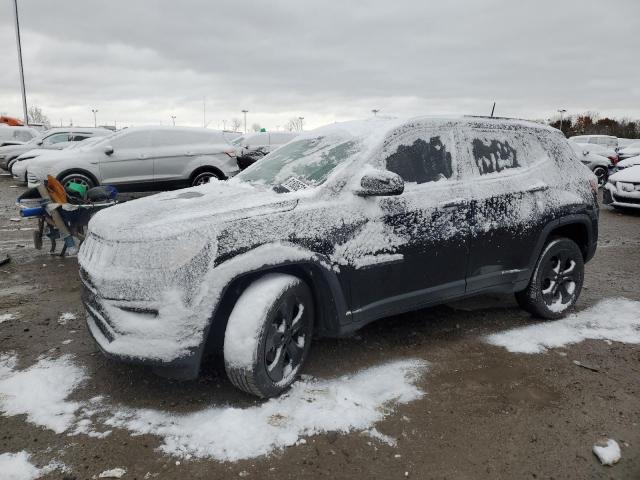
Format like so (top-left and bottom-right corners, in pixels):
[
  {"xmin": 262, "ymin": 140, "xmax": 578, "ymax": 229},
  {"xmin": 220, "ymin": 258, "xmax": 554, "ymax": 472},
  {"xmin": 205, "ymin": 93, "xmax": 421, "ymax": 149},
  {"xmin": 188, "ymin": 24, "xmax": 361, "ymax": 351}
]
[{"xmin": 0, "ymin": 0, "xmax": 638, "ymax": 131}]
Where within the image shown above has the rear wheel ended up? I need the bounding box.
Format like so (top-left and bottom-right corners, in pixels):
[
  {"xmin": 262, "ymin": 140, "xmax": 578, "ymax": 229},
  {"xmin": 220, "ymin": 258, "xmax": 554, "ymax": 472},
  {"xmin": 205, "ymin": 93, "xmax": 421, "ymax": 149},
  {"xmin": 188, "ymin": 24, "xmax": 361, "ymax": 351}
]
[
  {"xmin": 191, "ymin": 170, "xmax": 222, "ymax": 186},
  {"xmin": 515, "ymin": 237, "xmax": 584, "ymax": 319},
  {"xmin": 224, "ymin": 273, "xmax": 314, "ymax": 398},
  {"xmin": 59, "ymin": 172, "xmax": 96, "ymax": 190},
  {"xmin": 592, "ymin": 166, "xmax": 608, "ymax": 186}
]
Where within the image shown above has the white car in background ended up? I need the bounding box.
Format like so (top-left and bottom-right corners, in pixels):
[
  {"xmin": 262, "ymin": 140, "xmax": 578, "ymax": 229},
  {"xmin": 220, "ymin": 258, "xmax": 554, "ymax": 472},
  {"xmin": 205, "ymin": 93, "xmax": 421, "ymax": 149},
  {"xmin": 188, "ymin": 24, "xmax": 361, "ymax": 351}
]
[
  {"xmin": 569, "ymin": 142, "xmax": 611, "ymax": 185},
  {"xmin": 618, "ymin": 142, "xmax": 640, "ymax": 160},
  {"xmin": 0, "ymin": 125, "xmax": 39, "ymax": 146},
  {"xmin": 569, "ymin": 134, "xmax": 618, "ymax": 149},
  {"xmin": 232, "ymin": 131, "xmax": 299, "ymax": 169},
  {"xmin": 568, "ymin": 139, "xmax": 618, "ymax": 164},
  {"xmin": 27, "ymin": 126, "xmax": 238, "ymax": 191},
  {"xmin": 603, "ymin": 164, "xmax": 640, "ymax": 210},
  {"xmin": 11, "ymin": 137, "xmax": 105, "ymax": 183}
]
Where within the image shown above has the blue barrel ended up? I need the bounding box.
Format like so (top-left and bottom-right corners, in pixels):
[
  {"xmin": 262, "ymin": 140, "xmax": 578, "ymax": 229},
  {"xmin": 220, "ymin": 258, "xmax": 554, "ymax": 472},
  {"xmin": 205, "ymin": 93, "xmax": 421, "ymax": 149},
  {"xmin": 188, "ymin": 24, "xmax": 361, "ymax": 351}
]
[{"xmin": 20, "ymin": 207, "xmax": 45, "ymax": 218}]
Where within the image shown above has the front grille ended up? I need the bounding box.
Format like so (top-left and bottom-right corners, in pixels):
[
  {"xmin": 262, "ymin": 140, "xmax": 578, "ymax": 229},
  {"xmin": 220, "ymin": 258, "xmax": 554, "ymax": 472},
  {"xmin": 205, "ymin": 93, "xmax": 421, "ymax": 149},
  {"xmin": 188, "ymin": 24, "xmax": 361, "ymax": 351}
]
[{"xmin": 613, "ymin": 194, "xmax": 640, "ymax": 205}]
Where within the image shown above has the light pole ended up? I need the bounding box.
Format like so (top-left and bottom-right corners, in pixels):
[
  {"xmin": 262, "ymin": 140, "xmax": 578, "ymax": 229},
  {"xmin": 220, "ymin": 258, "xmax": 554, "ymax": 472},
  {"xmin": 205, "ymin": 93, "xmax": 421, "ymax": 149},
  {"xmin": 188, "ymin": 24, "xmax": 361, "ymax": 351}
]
[
  {"xmin": 91, "ymin": 109, "xmax": 98, "ymax": 128},
  {"xmin": 298, "ymin": 116, "xmax": 304, "ymax": 131},
  {"xmin": 12, "ymin": 0, "xmax": 28, "ymax": 124},
  {"xmin": 171, "ymin": 115, "xmax": 176, "ymax": 126},
  {"xmin": 241, "ymin": 110, "xmax": 248, "ymax": 133},
  {"xmin": 222, "ymin": 119, "xmax": 227, "ymax": 131},
  {"xmin": 558, "ymin": 109, "xmax": 567, "ymax": 134},
  {"xmin": 372, "ymin": 109, "xmax": 380, "ymax": 116}
]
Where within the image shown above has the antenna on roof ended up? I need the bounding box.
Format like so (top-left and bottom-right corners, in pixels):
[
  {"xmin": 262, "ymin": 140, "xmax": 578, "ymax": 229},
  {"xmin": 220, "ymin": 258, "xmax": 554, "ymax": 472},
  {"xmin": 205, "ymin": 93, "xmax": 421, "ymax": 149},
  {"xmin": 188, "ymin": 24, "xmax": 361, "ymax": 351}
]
[{"xmin": 490, "ymin": 102, "xmax": 496, "ymax": 118}]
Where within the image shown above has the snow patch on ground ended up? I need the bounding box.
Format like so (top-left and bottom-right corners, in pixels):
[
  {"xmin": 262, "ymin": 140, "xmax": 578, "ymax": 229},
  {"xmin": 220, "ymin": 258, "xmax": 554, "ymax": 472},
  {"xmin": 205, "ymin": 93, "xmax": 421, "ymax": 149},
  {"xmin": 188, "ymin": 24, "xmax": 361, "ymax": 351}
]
[
  {"xmin": 485, "ymin": 298, "xmax": 640, "ymax": 353},
  {"xmin": 97, "ymin": 467, "xmax": 127, "ymax": 478},
  {"xmin": 0, "ymin": 313, "xmax": 17, "ymax": 323},
  {"xmin": 0, "ymin": 354, "xmax": 87, "ymax": 434},
  {"xmin": 0, "ymin": 451, "xmax": 66, "ymax": 480},
  {"xmin": 593, "ymin": 439, "xmax": 621, "ymax": 466},
  {"xmin": 58, "ymin": 312, "xmax": 77, "ymax": 325},
  {"xmin": 364, "ymin": 427, "xmax": 397, "ymax": 446},
  {"xmin": 105, "ymin": 359, "xmax": 427, "ymax": 461}
]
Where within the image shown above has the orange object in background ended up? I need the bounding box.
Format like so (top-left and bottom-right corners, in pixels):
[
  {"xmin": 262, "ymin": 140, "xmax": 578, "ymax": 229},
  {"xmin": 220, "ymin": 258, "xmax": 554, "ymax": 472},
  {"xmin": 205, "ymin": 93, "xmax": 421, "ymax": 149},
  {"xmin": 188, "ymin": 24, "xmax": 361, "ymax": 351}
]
[
  {"xmin": 0, "ymin": 116, "xmax": 25, "ymax": 126},
  {"xmin": 46, "ymin": 175, "xmax": 68, "ymax": 204}
]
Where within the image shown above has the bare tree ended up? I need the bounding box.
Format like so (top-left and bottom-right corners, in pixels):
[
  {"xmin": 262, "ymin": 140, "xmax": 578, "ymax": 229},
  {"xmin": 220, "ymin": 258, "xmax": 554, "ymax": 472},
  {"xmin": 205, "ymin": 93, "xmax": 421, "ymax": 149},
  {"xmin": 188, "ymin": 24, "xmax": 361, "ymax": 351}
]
[
  {"xmin": 285, "ymin": 117, "xmax": 303, "ymax": 132},
  {"xmin": 251, "ymin": 123, "xmax": 261, "ymax": 132},
  {"xmin": 230, "ymin": 118, "xmax": 242, "ymax": 132},
  {"xmin": 27, "ymin": 106, "xmax": 51, "ymax": 128}
]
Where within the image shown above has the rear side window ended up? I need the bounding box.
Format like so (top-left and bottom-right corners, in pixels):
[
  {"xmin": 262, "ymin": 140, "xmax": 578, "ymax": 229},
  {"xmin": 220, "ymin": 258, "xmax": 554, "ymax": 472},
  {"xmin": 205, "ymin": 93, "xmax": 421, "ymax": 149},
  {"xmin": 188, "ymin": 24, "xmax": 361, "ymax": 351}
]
[
  {"xmin": 471, "ymin": 134, "xmax": 520, "ymax": 174},
  {"xmin": 384, "ymin": 129, "xmax": 455, "ymax": 184}
]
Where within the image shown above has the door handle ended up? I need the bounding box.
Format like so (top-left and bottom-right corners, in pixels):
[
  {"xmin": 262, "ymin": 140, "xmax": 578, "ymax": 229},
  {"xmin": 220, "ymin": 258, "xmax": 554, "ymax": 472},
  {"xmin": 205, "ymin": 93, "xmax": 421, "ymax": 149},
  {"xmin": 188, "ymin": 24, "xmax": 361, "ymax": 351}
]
[
  {"xmin": 526, "ymin": 183, "xmax": 549, "ymax": 193},
  {"xmin": 138, "ymin": 154, "xmax": 147, "ymax": 159},
  {"xmin": 440, "ymin": 198, "xmax": 465, "ymax": 208},
  {"xmin": 185, "ymin": 151, "xmax": 196, "ymax": 156}
]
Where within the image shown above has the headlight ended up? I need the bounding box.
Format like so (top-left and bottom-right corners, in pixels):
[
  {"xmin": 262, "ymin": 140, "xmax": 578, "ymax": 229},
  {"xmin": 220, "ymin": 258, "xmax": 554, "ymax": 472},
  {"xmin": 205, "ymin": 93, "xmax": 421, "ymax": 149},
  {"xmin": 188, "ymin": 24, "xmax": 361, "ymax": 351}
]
[{"xmin": 618, "ymin": 182, "xmax": 635, "ymax": 192}]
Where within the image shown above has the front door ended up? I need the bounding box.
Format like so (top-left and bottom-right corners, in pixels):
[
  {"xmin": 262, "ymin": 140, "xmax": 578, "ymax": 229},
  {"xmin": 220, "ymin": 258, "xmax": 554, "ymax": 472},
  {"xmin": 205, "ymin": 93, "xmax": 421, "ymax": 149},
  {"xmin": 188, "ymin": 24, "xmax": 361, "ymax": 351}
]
[
  {"xmin": 99, "ymin": 130, "xmax": 154, "ymax": 191},
  {"xmin": 347, "ymin": 124, "xmax": 471, "ymax": 323}
]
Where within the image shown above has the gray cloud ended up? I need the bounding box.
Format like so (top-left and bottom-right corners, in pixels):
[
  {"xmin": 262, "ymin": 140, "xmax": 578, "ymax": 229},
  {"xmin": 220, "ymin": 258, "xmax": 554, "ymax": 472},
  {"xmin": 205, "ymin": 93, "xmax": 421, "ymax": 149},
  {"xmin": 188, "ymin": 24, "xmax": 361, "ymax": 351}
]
[{"xmin": 1, "ymin": 0, "xmax": 638, "ymax": 129}]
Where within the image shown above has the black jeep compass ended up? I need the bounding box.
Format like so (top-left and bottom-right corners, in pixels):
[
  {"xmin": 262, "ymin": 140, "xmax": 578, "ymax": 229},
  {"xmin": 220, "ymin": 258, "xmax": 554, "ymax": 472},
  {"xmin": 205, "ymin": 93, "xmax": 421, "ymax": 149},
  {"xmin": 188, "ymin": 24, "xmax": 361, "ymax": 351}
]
[{"xmin": 79, "ymin": 116, "xmax": 599, "ymax": 397}]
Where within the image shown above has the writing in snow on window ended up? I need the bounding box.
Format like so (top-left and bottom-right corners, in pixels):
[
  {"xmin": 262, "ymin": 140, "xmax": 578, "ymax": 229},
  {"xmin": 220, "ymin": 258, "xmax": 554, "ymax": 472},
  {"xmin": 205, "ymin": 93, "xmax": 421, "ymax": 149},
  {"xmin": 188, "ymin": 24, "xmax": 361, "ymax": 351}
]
[
  {"xmin": 385, "ymin": 136, "xmax": 453, "ymax": 184},
  {"xmin": 472, "ymin": 138, "xmax": 519, "ymax": 175}
]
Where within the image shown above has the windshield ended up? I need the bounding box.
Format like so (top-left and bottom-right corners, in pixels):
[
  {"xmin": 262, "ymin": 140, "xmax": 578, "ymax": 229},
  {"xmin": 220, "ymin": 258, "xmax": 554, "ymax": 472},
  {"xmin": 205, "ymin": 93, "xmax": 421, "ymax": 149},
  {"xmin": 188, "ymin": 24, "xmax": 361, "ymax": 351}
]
[{"xmin": 237, "ymin": 135, "xmax": 360, "ymax": 191}]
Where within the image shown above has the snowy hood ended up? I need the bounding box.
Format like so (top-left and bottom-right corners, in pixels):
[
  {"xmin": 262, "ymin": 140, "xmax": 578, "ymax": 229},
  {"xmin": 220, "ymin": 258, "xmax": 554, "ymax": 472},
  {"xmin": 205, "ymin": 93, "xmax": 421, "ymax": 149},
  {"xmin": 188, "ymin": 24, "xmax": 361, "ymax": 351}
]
[
  {"xmin": 88, "ymin": 181, "xmax": 298, "ymax": 242},
  {"xmin": 609, "ymin": 165, "xmax": 640, "ymax": 183},
  {"xmin": 617, "ymin": 155, "xmax": 640, "ymax": 168}
]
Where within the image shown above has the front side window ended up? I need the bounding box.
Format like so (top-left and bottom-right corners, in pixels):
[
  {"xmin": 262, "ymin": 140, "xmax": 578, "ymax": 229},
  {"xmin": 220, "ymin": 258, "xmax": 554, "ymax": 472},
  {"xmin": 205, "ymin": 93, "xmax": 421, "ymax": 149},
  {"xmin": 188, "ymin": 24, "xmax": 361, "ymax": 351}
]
[
  {"xmin": 382, "ymin": 128, "xmax": 455, "ymax": 184},
  {"xmin": 43, "ymin": 132, "xmax": 70, "ymax": 145}
]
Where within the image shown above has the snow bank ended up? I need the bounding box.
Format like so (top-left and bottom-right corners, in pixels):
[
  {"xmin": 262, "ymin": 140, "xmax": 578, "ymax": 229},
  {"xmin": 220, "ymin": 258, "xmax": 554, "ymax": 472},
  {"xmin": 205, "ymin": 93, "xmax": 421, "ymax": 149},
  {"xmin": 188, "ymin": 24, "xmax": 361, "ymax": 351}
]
[
  {"xmin": 0, "ymin": 451, "xmax": 42, "ymax": 480},
  {"xmin": 0, "ymin": 354, "xmax": 87, "ymax": 433},
  {"xmin": 485, "ymin": 298, "xmax": 640, "ymax": 353},
  {"xmin": 593, "ymin": 439, "xmax": 621, "ymax": 466},
  {"xmin": 105, "ymin": 359, "xmax": 427, "ymax": 461}
]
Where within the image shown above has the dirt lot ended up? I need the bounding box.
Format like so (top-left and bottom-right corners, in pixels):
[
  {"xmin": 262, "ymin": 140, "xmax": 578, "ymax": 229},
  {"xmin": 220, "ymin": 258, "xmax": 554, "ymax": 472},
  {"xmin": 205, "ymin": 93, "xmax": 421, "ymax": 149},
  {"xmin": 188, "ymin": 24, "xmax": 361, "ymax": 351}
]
[{"xmin": 0, "ymin": 172, "xmax": 638, "ymax": 479}]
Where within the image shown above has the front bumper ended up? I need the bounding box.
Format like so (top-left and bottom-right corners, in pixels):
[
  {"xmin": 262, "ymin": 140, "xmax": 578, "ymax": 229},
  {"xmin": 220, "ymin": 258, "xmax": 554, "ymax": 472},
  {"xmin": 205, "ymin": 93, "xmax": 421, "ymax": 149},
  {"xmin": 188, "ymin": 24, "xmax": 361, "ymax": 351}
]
[
  {"xmin": 81, "ymin": 271, "xmax": 204, "ymax": 380},
  {"xmin": 603, "ymin": 185, "xmax": 640, "ymax": 209}
]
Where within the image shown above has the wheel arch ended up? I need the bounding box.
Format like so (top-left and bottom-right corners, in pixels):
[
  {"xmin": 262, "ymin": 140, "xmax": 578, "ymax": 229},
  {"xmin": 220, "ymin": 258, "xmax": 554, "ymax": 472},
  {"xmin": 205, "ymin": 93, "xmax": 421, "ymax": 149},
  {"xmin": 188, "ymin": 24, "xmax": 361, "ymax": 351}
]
[
  {"xmin": 189, "ymin": 165, "xmax": 226, "ymax": 183},
  {"xmin": 57, "ymin": 168, "xmax": 99, "ymax": 187},
  {"xmin": 200, "ymin": 249, "xmax": 346, "ymax": 359}
]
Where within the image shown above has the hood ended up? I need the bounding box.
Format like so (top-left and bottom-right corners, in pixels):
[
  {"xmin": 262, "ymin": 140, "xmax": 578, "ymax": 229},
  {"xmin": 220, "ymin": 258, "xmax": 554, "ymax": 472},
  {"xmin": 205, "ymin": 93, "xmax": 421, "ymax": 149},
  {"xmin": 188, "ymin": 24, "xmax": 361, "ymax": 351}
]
[
  {"xmin": 610, "ymin": 165, "xmax": 640, "ymax": 183},
  {"xmin": 0, "ymin": 143, "xmax": 32, "ymax": 156},
  {"xmin": 88, "ymin": 180, "xmax": 299, "ymax": 242},
  {"xmin": 617, "ymin": 155, "xmax": 640, "ymax": 168}
]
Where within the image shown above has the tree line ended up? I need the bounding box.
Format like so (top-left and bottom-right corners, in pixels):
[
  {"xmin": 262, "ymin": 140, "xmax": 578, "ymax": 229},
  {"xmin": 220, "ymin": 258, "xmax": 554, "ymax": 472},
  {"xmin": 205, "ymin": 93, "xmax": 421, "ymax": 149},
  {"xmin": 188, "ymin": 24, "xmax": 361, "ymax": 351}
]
[{"xmin": 549, "ymin": 113, "xmax": 640, "ymax": 139}]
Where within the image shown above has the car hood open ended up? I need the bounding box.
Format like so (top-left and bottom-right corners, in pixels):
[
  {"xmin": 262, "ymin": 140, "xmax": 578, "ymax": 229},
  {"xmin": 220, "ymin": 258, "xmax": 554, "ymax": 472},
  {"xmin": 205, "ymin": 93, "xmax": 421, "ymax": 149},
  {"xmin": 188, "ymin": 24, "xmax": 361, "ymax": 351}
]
[{"xmin": 88, "ymin": 181, "xmax": 298, "ymax": 242}]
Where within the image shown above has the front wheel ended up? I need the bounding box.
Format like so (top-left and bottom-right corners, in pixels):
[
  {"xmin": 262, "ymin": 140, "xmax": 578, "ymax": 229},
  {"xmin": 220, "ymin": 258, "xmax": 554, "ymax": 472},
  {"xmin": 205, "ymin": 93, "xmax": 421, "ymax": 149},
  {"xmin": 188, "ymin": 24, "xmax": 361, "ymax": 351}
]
[
  {"xmin": 515, "ymin": 237, "xmax": 584, "ymax": 319},
  {"xmin": 592, "ymin": 166, "xmax": 608, "ymax": 186},
  {"xmin": 224, "ymin": 273, "xmax": 314, "ymax": 398},
  {"xmin": 59, "ymin": 173, "xmax": 96, "ymax": 190}
]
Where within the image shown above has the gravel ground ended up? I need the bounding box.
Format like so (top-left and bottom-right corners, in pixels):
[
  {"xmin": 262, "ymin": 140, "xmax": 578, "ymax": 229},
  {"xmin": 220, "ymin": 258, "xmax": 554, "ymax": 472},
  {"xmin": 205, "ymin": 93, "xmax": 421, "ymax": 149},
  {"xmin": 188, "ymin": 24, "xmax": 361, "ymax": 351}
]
[{"xmin": 0, "ymin": 173, "xmax": 638, "ymax": 479}]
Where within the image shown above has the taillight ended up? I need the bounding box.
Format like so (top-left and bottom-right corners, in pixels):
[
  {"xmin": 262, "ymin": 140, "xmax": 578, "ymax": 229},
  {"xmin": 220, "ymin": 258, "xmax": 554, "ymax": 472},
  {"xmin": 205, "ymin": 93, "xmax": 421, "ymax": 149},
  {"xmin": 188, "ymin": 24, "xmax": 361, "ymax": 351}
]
[
  {"xmin": 608, "ymin": 154, "xmax": 619, "ymax": 165},
  {"xmin": 589, "ymin": 177, "xmax": 598, "ymax": 193},
  {"xmin": 224, "ymin": 150, "xmax": 236, "ymax": 158}
]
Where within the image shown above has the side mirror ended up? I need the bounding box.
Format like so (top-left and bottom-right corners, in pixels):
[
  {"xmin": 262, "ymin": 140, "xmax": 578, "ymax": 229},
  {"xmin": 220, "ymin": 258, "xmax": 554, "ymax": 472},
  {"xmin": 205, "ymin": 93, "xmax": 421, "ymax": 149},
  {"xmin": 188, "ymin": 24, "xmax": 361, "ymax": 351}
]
[
  {"xmin": 103, "ymin": 145, "xmax": 114, "ymax": 155},
  {"xmin": 355, "ymin": 169, "xmax": 404, "ymax": 197},
  {"xmin": 583, "ymin": 150, "xmax": 589, "ymax": 156}
]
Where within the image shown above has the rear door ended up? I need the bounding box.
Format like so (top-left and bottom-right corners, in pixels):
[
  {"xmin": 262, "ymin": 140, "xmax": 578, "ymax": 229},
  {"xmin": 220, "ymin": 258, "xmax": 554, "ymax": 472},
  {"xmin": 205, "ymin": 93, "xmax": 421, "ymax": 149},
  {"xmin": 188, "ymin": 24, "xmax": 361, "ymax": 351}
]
[
  {"xmin": 151, "ymin": 130, "xmax": 192, "ymax": 188},
  {"xmin": 459, "ymin": 125, "xmax": 550, "ymax": 293},
  {"xmin": 98, "ymin": 130, "xmax": 153, "ymax": 190},
  {"xmin": 348, "ymin": 123, "xmax": 471, "ymax": 321}
]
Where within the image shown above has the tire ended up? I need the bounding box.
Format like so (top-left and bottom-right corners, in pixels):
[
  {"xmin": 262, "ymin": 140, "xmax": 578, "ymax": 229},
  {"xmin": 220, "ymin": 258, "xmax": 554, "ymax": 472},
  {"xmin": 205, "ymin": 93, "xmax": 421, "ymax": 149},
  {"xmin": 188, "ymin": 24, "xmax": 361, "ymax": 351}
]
[
  {"xmin": 592, "ymin": 166, "xmax": 607, "ymax": 186},
  {"xmin": 191, "ymin": 170, "xmax": 221, "ymax": 187},
  {"xmin": 515, "ymin": 237, "xmax": 584, "ymax": 319},
  {"xmin": 59, "ymin": 172, "xmax": 96, "ymax": 190},
  {"xmin": 224, "ymin": 273, "xmax": 314, "ymax": 398}
]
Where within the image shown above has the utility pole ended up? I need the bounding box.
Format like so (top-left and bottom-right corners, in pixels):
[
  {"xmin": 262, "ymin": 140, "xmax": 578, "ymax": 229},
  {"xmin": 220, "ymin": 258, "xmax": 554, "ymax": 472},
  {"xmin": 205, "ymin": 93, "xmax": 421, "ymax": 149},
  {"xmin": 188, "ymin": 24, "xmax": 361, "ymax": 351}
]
[
  {"xmin": 372, "ymin": 109, "xmax": 380, "ymax": 116},
  {"xmin": 558, "ymin": 109, "xmax": 567, "ymax": 134},
  {"xmin": 241, "ymin": 109, "xmax": 248, "ymax": 133},
  {"xmin": 203, "ymin": 96, "xmax": 206, "ymax": 128},
  {"xmin": 298, "ymin": 116, "xmax": 304, "ymax": 131},
  {"xmin": 222, "ymin": 119, "xmax": 227, "ymax": 131},
  {"xmin": 91, "ymin": 109, "xmax": 98, "ymax": 128},
  {"xmin": 171, "ymin": 115, "xmax": 176, "ymax": 126},
  {"xmin": 12, "ymin": 0, "xmax": 28, "ymax": 124}
]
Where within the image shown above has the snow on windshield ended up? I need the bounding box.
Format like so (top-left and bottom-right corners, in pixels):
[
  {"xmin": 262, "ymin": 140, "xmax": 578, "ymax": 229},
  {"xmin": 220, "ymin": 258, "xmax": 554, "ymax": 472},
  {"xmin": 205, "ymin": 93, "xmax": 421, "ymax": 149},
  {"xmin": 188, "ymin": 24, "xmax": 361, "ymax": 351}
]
[{"xmin": 237, "ymin": 135, "xmax": 361, "ymax": 190}]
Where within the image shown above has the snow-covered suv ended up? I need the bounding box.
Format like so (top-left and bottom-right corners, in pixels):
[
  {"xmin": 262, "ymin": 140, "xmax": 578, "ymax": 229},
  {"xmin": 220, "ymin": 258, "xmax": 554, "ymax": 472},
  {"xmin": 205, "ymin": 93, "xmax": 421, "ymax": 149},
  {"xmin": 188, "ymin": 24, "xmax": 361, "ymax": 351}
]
[{"xmin": 79, "ymin": 116, "xmax": 599, "ymax": 398}]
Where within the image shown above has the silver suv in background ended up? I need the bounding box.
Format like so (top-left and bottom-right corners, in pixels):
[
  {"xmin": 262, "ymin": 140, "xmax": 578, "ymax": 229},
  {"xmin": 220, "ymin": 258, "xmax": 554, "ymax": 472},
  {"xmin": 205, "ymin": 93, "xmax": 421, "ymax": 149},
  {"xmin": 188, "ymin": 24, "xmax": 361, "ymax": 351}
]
[
  {"xmin": 0, "ymin": 127, "xmax": 111, "ymax": 171},
  {"xmin": 233, "ymin": 131, "xmax": 298, "ymax": 169},
  {"xmin": 28, "ymin": 126, "xmax": 238, "ymax": 191}
]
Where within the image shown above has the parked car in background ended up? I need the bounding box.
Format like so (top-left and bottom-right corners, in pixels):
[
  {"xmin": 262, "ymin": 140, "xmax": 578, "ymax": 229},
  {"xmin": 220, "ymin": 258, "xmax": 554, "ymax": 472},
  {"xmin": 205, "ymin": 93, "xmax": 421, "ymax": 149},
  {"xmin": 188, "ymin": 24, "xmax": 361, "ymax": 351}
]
[
  {"xmin": 0, "ymin": 127, "xmax": 111, "ymax": 171},
  {"xmin": 615, "ymin": 155, "xmax": 640, "ymax": 170},
  {"xmin": 569, "ymin": 141, "xmax": 610, "ymax": 185},
  {"xmin": 79, "ymin": 116, "xmax": 598, "ymax": 398},
  {"xmin": 617, "ymin": 142, "xmax": 640, "ymax": 160},
  {"xmin": 233, "ymin": 131, "xmax": 298, "ymax": 169},
  {"xmin": 603, "ymin": 164, "xmax": 640, "ymax": 210},
  {"xmin": 568, "ymin": 139, "xmax": 618, "ymax": 165},
  {"xmin": 11, "ymin": 137, "xmax": 105, "ymax": 183},
  {"xmin": 0, "ymin": 125, "xmax": 39, "ymax": 147},
  {"xmin": 28, "ymin": 126, "xmax": 238, "ymax": 190},
  {"xmin": 569, "ymin": 135, "xmax": 618, "ymax": 149}
]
